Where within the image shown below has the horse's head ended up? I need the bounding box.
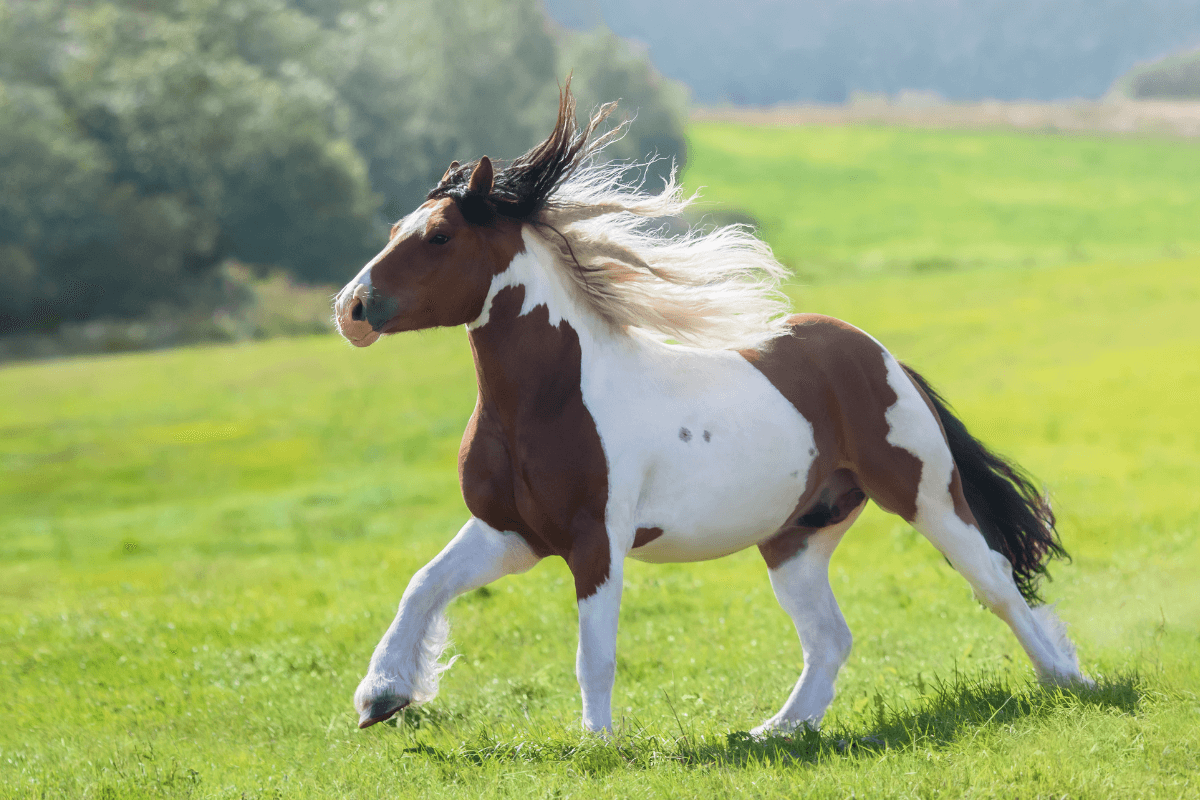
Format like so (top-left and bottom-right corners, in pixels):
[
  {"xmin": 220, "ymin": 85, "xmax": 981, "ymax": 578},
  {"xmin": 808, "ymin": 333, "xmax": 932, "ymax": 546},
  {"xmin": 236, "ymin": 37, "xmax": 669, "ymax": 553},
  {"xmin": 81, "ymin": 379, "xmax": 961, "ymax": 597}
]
[{"xmin": 334, "ymin": 157, "xmax": 521, "ymax": 347}]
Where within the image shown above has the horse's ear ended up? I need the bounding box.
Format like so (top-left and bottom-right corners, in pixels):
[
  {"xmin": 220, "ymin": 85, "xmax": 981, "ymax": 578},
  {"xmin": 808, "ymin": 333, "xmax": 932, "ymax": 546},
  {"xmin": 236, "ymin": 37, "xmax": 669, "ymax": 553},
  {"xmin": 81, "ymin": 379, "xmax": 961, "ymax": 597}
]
[
  {"xmin": 468, "ymin": 156, "xmax": 494, "ymax": 195},
  {"xmin": 440, "ymin": 160, "xmax": 460, "ymax": 184}
]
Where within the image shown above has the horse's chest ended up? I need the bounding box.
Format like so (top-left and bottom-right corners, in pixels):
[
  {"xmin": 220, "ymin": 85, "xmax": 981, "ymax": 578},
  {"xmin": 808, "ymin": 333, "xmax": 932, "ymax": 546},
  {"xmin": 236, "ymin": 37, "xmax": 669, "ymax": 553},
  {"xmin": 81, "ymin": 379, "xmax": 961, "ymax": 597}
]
[{"xmin": 459, "ymin": 393, "xmax": 608, "ymax": 559}]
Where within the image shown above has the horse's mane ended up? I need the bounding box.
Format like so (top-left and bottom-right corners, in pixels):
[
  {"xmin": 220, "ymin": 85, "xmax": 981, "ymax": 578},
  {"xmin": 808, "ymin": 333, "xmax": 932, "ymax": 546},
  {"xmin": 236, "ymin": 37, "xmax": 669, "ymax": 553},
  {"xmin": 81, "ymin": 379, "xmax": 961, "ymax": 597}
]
[{"xmin": 429, "ymin": 84, "xmax": 792, "ymax": 350}]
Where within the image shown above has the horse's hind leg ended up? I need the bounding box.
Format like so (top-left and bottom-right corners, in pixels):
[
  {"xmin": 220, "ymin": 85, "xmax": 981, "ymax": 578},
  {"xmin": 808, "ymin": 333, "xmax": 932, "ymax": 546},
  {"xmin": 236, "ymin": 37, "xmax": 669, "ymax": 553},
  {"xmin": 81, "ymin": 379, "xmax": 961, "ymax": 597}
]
[
  {"xmin": 753, "ymin": 500, "xmax": 865, "ymax": 736},
  {"xmin": 903, "ymin": 495, "xmax": 1083, "ymax": 684},
  {"xmin": 861, "ymin": 358, "xmax": 1084, "ymax": 684}
]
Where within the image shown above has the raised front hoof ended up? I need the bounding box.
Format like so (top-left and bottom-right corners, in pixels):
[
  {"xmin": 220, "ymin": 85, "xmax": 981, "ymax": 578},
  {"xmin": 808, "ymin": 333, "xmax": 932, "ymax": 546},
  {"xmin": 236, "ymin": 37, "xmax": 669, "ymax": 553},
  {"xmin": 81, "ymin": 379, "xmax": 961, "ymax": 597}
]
[{"xmin": 357, "ymin": 695, "xmax": 410, "ymax": 729}]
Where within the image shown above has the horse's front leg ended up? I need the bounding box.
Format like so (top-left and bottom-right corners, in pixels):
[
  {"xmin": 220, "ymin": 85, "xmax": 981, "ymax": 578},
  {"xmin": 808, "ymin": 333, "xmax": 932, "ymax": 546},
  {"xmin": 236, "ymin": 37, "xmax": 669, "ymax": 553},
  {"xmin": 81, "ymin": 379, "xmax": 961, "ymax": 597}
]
[
  {"xmin": 355, "ymin": 517, "xmax": 540, "ymax": 728},
  {"xmin": 571, "ymin": 528, "xmax": 625, "ymax": 733}
]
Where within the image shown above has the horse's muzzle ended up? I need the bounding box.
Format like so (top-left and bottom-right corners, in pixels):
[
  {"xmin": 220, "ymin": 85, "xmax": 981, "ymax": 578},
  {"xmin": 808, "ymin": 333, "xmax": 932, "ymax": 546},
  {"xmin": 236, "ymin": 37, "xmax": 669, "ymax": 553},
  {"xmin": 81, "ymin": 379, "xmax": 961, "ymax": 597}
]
[{"xmin": 335, "ymin": 283, "xmax": 382, "ymax": 347}]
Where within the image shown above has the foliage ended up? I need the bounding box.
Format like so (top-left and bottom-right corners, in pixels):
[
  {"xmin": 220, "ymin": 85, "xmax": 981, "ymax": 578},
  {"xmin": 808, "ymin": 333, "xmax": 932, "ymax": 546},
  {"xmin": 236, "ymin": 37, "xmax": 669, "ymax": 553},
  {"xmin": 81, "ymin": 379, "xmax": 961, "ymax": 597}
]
[
  {"xmin": 0, "ymin": 0, "xmax": 688, "ymax": 334},
  {"xmin": 1112, "ymin": 47, "xmax": 1200, "ymax": 99},
  {"xmin": 0, "ymin": 262, "xmax": 337, "ymax": 362}
]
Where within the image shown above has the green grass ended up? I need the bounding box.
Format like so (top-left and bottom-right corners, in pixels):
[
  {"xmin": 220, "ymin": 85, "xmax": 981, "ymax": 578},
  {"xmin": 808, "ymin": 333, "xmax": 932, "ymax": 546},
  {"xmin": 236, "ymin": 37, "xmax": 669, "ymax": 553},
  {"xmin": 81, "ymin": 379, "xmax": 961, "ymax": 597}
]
[
  {"xmin": 684, "ymin": 123, "xmax": 1200, "ymax": 279},
  {"xmin": 3, "ymin": 125, "xmax": 1200, "ymax": 797}
]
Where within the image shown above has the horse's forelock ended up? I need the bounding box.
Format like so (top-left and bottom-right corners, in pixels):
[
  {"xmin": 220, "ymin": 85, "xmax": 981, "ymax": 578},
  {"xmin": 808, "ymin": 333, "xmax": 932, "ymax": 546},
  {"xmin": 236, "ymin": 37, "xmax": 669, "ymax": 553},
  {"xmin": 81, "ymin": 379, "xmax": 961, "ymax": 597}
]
[{"xmin": 427, "ymin": 81, "xmax": 621, "ymax": 225}]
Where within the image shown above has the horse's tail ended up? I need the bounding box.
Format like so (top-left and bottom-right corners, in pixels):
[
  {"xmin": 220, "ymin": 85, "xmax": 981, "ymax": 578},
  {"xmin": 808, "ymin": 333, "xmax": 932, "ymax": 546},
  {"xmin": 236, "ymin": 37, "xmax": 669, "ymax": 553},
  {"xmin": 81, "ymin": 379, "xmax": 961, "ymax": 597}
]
[{"xmin": 901, "ymin": 364, "xmax": 1068, "ymax": 605}]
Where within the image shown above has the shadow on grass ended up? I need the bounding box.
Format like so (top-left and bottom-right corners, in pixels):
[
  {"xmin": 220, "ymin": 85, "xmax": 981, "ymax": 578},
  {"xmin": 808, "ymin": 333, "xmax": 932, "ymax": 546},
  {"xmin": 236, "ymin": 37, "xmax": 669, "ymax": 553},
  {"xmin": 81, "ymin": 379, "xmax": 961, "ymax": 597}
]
[
  {"xmin": 707, "ymin": 669, "xmax": 1141, "ymax": 769},
  {"xmin": 394, "ymin": 669, "xmax": 1142, "ymax": 773}
]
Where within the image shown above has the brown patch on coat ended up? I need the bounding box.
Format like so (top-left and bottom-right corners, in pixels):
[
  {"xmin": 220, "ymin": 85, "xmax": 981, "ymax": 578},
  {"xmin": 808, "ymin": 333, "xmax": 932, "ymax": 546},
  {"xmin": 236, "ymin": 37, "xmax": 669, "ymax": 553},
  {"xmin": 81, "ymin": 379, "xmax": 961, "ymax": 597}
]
[
  {"xmin": 758, "ymin": 469, "xmax": 866, "ymax": 570},
  {"xmin": 742, "ymin": 314, "xmax": 937, "ymax": 568},
  {"xmin": 460, "ymin": 284, "xmax": 612, "ymax": 600},
  {"xmin": 948, "ymin": 466, "xmax": 975, "ymax": 527},
  {"xmin": 632, "ymin": 527, "xmax": 664, "ymax": 549}
]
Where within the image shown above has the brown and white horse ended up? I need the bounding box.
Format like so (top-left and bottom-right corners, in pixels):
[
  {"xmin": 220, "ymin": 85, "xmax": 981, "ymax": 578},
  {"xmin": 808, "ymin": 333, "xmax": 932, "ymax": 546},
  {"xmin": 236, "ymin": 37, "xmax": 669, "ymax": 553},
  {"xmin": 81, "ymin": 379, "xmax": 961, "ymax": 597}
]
[{"xmin": 333, "ymin": 89, "xmax": 1088, "ymax": 735}]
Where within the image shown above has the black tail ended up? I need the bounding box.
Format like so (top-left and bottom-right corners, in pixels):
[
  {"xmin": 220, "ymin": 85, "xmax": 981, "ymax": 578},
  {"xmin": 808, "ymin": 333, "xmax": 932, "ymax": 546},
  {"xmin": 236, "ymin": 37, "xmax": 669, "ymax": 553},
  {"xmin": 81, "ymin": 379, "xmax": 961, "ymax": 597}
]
[{"xmin": 902, "ymin": 364, "xmax": 1068, "ymax": 605}]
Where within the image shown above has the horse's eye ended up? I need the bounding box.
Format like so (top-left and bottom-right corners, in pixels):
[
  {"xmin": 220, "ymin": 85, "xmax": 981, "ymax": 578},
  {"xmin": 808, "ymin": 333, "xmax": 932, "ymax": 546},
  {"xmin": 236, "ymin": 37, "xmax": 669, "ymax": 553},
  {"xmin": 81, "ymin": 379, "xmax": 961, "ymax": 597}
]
[{"xmin": 429, "ymin": 233, "xmax": 450, "ymax": 245}]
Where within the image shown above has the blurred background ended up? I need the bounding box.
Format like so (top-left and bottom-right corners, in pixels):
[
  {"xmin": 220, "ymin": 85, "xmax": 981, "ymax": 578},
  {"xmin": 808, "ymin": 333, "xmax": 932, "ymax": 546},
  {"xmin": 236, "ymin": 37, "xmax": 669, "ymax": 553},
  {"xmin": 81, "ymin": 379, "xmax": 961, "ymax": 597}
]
[
  {"xmin": 3, "ymin": 3, "xmax": 1200, "ymax": 795},
  {"xmin": 2, "ymin": 0, "xmax": 1199, "ymax": 357}
]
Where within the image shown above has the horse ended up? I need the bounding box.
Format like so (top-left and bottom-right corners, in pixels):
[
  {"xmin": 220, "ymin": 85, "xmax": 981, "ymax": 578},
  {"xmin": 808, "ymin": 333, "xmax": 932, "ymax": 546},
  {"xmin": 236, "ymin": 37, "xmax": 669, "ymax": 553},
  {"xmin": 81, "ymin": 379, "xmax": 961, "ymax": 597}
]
[{"xmin": 333, "ymin": 87, "xmax": 1089, "ymax": 735}]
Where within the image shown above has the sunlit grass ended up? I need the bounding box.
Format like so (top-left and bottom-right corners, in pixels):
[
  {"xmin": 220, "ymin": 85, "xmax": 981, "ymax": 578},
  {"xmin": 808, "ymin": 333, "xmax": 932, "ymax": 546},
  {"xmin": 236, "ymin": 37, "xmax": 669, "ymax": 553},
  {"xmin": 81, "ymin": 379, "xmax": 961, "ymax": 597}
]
[
  {"xmin": 2, "ymin": 124, "xmax": 1199, "ymax": 797},
  {"xmin": 685, "ymin": 123, "xmax": 1200, "ymax": 279}
]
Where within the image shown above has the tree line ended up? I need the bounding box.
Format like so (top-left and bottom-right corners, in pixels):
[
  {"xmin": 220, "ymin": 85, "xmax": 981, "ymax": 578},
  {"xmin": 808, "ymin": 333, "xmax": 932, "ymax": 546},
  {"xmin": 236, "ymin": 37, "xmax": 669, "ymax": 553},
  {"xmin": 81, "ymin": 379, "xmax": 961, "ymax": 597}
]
[{"xmin": 0, "ymin": 0, "xmax": 688, "ymax": 334}]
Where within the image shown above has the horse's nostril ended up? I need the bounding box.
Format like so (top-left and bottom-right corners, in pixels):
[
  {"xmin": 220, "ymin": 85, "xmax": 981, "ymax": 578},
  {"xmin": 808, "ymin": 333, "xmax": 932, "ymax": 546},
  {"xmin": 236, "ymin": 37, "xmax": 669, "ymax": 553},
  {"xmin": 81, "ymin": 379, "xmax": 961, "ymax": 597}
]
[{"xmin": 350, "ymin": 298, "xmax": 365, "ymax": 322}]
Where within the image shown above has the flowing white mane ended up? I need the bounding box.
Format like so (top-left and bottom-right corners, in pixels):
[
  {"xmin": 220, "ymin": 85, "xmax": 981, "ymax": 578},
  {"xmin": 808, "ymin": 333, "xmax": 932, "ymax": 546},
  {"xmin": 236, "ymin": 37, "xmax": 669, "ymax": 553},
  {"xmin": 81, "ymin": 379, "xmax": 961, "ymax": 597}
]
[{"xmin": 527, "ymin": 161, "xmax": 794, "ymax": 351}]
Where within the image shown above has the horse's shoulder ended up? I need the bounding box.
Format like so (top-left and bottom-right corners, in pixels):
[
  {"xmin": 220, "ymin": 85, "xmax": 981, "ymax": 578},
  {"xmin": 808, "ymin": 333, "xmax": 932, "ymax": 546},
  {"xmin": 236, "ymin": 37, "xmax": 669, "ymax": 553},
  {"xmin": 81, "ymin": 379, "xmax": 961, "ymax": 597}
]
[{"xmin": 458, "ymin": 399, "xmax": 523, "ymax": 536}]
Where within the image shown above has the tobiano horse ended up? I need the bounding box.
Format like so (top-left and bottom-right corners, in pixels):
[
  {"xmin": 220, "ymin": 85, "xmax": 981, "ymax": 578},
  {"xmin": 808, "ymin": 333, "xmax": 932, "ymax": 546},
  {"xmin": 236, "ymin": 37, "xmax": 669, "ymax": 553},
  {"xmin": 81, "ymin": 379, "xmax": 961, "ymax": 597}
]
[{"xmin": 333, "ymin": 88, "xmax": 1089, "ymax": 735}]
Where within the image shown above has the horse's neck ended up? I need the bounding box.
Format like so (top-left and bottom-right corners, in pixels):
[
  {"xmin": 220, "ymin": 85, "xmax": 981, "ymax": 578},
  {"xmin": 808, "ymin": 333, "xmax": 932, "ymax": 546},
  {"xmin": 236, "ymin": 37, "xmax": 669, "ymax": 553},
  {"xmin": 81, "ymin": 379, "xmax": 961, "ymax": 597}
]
[{"xmin": 466, "ymin": 231, "xmax": 619, "ymax": 424}]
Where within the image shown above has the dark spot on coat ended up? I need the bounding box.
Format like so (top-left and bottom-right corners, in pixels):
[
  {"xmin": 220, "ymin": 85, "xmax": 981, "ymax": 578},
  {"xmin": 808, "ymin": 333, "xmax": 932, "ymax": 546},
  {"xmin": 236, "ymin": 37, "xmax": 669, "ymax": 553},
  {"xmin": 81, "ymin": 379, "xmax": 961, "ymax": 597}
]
[
  {"xmin": 679, "ymin": 427, "xmax": 692, "ymax": 442},
  {"xmin": 703, "ymin": 430, "xmax": 711, "ymax": 442},
  {"xmin": 632, "ymin": 527, "xmax": 664, "ymax": 549}
]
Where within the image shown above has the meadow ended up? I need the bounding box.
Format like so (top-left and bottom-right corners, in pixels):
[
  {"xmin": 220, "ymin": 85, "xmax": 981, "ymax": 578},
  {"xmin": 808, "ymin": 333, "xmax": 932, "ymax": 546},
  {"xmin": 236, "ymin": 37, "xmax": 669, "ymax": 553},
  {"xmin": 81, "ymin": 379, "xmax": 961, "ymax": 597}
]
[{"xmin": 2, "ymin": 123, "xmax": 1199, "ymax": 798}]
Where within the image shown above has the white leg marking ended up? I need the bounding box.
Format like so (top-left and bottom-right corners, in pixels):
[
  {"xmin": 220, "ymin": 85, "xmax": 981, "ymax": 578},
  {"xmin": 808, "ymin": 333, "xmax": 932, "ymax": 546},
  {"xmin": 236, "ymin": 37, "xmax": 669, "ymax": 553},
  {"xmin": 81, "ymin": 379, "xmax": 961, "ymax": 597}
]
[
  {"xmin": 354, "ymin": 518, "xmax": 540, "ymax": 724},
  {"xmin": 576, "ymin": 559, "xmax": 624, "ymax": 733},
  {"xmin": 753, "ymin": 506, "xmax": 863, "ymax": 736},
  {"xmin": 880, "ymin": 355, "xmax": 1085, "ymax": 684},
  {"xmin": 1031, "ymin": 604, "xmax": 1089, "ymax": 684}
]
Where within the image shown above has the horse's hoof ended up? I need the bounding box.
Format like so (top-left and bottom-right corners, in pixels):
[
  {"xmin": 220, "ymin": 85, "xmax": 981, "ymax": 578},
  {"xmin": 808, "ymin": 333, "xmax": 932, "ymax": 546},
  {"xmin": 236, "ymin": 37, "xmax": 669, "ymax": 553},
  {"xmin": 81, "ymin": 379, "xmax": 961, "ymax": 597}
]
[
  {"xmin": 1040, "ymin": 671, "xmax": 1095, "ymax": 690},
  {"xmin": 751, "ymin": 717, "xmax": 818, "ymax": 740},
  {"xmin": 358, "ymin": 695, "xmax": 410, "ymax": 728}
]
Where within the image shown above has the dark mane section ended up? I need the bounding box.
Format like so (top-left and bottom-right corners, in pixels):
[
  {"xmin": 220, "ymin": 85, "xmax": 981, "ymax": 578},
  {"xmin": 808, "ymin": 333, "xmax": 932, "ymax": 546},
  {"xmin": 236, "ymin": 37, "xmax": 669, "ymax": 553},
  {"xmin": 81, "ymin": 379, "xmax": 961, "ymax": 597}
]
[{"xmin": 428, "ymin": 81, "xmax": 621, "ymax": 223}]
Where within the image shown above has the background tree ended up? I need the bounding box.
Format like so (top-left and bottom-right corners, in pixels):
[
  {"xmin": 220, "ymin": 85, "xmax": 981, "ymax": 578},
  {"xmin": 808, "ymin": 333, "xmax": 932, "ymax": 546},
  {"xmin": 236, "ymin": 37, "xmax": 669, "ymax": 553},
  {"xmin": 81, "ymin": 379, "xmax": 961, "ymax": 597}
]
[
  {"xmin": 557, "ymin": 27, "xmax": 689, "ymax": 188},
  {"xmin": 0, "ymin": 0, "xmax": 689, "ymax": 335},
  {"xmin": 1111, "ymin": 48, "xmax": 1200, "ymax": 99}
]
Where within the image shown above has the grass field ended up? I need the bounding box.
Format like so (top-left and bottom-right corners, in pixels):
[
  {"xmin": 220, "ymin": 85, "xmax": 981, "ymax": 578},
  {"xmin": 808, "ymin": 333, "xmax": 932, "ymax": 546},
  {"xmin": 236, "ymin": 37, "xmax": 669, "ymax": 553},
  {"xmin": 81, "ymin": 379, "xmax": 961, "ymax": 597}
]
[
  {"xmin": 686, "ymin": 123, "xmax": 1200, "ymax": 280},
  {"xmin": 3, "ymin": 124, "xmax": 1199, "ymax": 798}
]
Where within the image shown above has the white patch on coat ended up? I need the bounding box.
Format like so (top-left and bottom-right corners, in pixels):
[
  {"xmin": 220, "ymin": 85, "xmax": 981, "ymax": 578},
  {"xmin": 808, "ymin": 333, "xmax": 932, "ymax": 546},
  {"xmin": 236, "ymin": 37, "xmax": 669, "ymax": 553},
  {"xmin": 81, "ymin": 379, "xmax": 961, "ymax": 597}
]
[
  {"xmin": 576, "ymin": 564, "xmax": 623, "ymax": 733},
  {"xmin": 752, "ymin": 504, "xmax": 864, "ymax": 736},
  {"xmin": 394, "ymin": 205, "xmax": 435, "ymax": 240}
]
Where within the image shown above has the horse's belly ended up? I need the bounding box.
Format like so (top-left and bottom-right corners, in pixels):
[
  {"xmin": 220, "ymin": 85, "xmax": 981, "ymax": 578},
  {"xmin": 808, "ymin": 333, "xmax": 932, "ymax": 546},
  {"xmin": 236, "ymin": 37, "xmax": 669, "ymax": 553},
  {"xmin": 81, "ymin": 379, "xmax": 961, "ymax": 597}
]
[
  {"xmin": 627, "ymin": 432, "xmax": 814, "ymax": 562},
  {"xmin": 585, "ymin": 347, "xmax": 817, "ymax": 563}
]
